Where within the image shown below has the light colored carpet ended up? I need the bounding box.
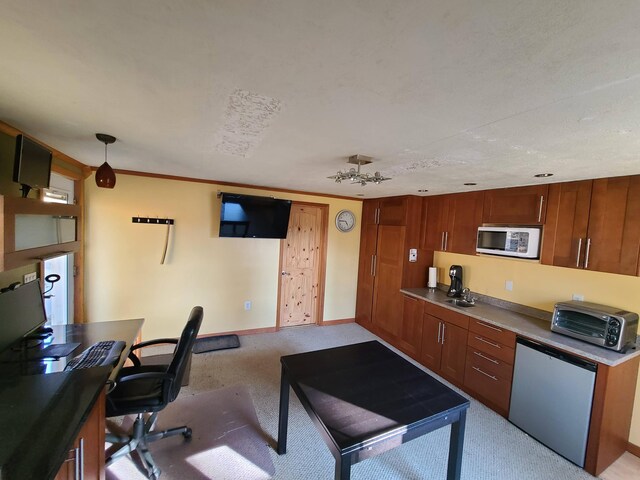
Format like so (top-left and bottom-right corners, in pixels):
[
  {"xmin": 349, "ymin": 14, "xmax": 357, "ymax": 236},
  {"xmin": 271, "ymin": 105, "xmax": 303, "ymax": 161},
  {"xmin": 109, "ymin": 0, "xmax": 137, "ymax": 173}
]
[{"xmin": 111, "ymin": 323, "xmax": 599, "ymax": 479}]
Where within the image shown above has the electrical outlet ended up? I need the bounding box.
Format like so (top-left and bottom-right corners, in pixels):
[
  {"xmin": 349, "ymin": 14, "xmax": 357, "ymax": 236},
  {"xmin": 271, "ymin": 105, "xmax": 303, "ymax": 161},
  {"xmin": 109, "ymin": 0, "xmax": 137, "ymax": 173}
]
[
  {"xmin": 23, "ymin": 272, "xmax": 37, "ymax": 283},
  {"xmin": 505, "ymin": 280, "xmax": 513, "ymax": 291},
  {"xmin": 572, "ymin": 293, "xmax": 584, "ymax": 301},
  {"xmin": 408, "ymin": 248, "xmax": 417, "ymax": 262},
  {"xmin": 244, "ymin": 301, "xmax": 251, "ymax": 311}
]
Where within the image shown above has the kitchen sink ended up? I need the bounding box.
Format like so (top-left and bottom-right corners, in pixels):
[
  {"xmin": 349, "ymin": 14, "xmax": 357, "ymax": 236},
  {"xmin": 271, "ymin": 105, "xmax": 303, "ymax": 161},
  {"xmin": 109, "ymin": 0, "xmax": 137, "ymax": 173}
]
[{"xmin": 446, "ymin": 299, "xmax": 476, "ymax": 308}]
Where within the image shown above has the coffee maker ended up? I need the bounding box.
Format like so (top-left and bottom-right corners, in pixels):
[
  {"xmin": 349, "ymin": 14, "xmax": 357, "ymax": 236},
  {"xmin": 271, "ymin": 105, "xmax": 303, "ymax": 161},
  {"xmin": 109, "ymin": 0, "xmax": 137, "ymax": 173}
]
[{"xmin": 447, "ymin": 265, "xmax": 463, "ymax": 297}]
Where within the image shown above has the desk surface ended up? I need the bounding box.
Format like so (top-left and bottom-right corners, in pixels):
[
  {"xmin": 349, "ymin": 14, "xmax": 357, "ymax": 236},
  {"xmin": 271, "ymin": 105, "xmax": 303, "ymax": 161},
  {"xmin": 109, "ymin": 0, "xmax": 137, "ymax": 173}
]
[
  {"xmin": 0, "ymin": 318, "xmax": 143, "ymax": 480},
  {"xmin": 280, "ymin": 340, "xmax": 469, "ymax": 453}
]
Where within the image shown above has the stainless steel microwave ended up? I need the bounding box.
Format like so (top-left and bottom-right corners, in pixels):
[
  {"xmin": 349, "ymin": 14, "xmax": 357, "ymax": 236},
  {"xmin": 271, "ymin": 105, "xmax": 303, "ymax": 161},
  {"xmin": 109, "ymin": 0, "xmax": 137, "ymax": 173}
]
[
  {"xmin": 551, "ymin": 301, "xmax": 638, "ymax": 352},
  {"xmin": 476, "ymin": 226, "xmax": 541, "ymax": 258}
]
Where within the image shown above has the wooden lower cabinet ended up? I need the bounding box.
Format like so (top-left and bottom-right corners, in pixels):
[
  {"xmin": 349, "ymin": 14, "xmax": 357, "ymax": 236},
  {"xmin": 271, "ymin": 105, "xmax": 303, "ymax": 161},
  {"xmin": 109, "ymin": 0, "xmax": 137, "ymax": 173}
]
[
  {"xmin": 55, "ymin": 389, "xmax": 105, "ymax": 480},
  {"xmin": 420, "ymin": 303, "xmax": 469, "ymax": 385},
  {"xmin": 396, "ymin": 295, "xmax": 424, "ymax": 359},
  {"xmin": 463, "ymin": 319, "xmax": 516, "ymax": 417}
]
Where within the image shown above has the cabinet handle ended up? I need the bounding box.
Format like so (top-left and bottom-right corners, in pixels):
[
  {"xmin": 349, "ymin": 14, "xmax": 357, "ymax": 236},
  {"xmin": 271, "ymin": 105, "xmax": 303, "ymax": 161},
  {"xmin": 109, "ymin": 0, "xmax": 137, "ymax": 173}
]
[
  {"xmin": 370, "ymin": 256, "xmax": 375, "ymax": 277},
  {"xmin": 441, "ymin": 232, "xmax": 445, "ymax": 250},
  {"xmin": 375, "ymin": 207, "xmax": 380, "ymax": 224},
  {"xmin": 444, "ymin": 231, "xmax": 448, "ymax": 251},
  {"xmin": 441, "ymin": 323, "xmax": 446, "ymax": 344},
  {"xmin": 473, "ymin": 366, "xmax": 498, "ymax": 381},
  {"xmin": 537, "ymin": 195, "xmax": 544, "ymax": 222},
  {"xmin": 437, "ymin": 322, "xmax": 442, "ymax": 344},
  {"xmin": 584, "ymin": 238, "xmax": 591, "ymax": 269},
  {"xmin": 575, "ymin": 238, "xmax": 582, "ymax": 268},
  {"xmin": 476, "ymin": 321, "xmax": 502, "ymax": 333},
  {"xmin": 473, "ymin": 350, "xmax": 499, "ymax": 364},
  {"xmin": 475, "ymin": 336, "xmax": 501, "ymax": 349},
  {"xmin": 74, "ymin": 437, "xmax": 84, "ymax": 480},
  {"xmin": 372, "ymin": 255, "xmax": 377, "ymax": 276}
]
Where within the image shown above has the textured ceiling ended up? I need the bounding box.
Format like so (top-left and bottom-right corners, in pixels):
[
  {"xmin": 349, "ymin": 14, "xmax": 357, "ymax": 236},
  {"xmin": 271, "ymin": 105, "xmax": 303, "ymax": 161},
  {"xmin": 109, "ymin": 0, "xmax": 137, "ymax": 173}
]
[{"xmin": 1, "ymin": 1, "xmax": 640, "ymax": 198}]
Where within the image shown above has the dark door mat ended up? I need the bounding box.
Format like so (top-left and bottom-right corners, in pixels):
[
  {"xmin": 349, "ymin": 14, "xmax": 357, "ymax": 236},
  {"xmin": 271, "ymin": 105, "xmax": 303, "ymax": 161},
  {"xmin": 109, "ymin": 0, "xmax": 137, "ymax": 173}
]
[{"xmin": 193, "ymin": 334, "xmax": 240, "ymax": 354}]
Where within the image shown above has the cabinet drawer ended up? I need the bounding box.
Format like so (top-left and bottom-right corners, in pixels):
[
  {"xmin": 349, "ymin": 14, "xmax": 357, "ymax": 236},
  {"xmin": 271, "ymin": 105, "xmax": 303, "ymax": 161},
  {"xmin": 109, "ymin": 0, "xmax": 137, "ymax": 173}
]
[
  {"xmin": 467, "ymin": 332, "xmax": 515, "ymax": 364},
  {"xmin": 464, "ymin": 361, "xmax": 512, "ymax": 414},
  {"xmin": 424, "ymin": 302, "xmax": 469, "ymax": 329},
  {"xmin": 466, "ymin": 346, "xmax": 513, "ymax": 381},
  {"xmin": 469, "ymin": 319, "xmax": 516, "ymax": 348}
]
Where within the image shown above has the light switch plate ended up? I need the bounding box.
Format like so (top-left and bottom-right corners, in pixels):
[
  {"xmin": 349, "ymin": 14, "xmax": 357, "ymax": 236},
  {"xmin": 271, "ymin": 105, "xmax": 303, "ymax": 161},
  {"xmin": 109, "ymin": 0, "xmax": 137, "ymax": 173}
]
[{"xmin": 505, "ymin": 280, "xmax": 513, "ymax": 291}]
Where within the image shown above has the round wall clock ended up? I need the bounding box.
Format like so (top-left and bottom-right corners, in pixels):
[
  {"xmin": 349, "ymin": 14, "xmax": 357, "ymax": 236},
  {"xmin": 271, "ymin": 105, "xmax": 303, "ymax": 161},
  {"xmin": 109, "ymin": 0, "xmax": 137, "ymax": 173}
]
[{"xmin": 335, "ymin": 209, "xmax": 356, "ymax": 232}]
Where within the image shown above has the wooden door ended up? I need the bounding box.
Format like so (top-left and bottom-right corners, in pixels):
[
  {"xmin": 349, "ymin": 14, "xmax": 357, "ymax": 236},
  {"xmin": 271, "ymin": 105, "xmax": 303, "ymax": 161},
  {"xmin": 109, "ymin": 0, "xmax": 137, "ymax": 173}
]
[
  {"xmin": 439, "ymin": 322, "xmax": 468, "ymax": 384},
  {"xmin": 397, "ymin": 295, "xmax": 423, "ymax": 359},
  {"xmin": 355, "ymin": 200, "xmax": 379, "ymax": 326},
  {"xmin": 482, "ymin": 184, "xmax": 548, "ymax": 224},
  {"xmin": 541, "ymin": 180, "xmax": 592, "ymax": 268},
  {"xmin": 420, "ymin": 313, "xmax": 442, "ymax": 372},
  {"xmin": 586, "ymin": 175, "xmax": 640, "ymax": 275},
  {"xmin": 420, "ymin": 195, "xmax": 450, "ymax": 251},
  {"xmin": 371, "ymin": 225, "xmax": 406, "ymax": 338},
  {"xmin": 279, "ymin": 204, "xmax": 324, "ymax": 327},
  {"xmin": 447, "ymin": 191, "xmax": 484, "ymax": 255}
]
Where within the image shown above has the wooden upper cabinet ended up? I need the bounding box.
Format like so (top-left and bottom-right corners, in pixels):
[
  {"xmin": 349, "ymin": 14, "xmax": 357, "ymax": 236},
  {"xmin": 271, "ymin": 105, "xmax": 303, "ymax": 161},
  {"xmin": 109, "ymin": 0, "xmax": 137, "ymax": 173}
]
[
  {"xmin": 378, "ymin": 196, "xmax": 410, "ymax": 225},
  {"xmin": 586, "ymin": 176, "xmax": 640, "ymax": 275},
  {"xmin": 541, "ymin": 175, "xmax": 640, "ymax": 276},
  {"xmin": 420, "ymin": 195, "xmax": 450, "ymax": 251},
  {"xmin": 447, "ymin": 191, "xmax": 484, "ymax": 255},
  {"xmin": 361, "ymin": 199, "xmax": 379, "ymax": 226},
  {"xmin": 541, "ymin": 180, "xmax": 592, "ymax": 268},
  {"xmin": 482, "ymin": 184, "xmax": 548, "ymax": 225},
  {"xmin": 419, "ymin": 192, "xmax": 482, "ymax": 255}
]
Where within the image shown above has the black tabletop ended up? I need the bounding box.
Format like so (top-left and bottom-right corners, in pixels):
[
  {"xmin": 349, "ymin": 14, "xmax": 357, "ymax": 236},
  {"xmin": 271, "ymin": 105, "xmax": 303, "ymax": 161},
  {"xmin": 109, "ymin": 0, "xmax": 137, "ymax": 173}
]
[
  {"xmin": 0, "ymin": 318, "xmax": 143, "ymax": 480},
  {"xmin": 281, "ymin": 340, "xmax": 469, "ymax": 452}
]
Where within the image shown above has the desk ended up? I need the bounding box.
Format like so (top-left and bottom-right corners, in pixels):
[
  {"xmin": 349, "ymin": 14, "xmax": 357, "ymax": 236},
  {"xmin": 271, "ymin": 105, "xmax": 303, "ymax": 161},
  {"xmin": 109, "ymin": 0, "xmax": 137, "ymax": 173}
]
[
  {"xmin": 0, "ymin": 319, "xmax": 143, "ymax": 480},
  {"xmin": 277, "ymin": 341, "xmax": 470, "ymax": 480}
]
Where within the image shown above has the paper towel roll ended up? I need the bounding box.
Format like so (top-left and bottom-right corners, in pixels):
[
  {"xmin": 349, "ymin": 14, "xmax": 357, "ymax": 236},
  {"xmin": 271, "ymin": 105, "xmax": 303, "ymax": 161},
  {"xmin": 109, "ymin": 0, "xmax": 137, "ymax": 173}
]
[{"xmin": 428, "ymin": 267, "xmax": 437, "ymax": 288}]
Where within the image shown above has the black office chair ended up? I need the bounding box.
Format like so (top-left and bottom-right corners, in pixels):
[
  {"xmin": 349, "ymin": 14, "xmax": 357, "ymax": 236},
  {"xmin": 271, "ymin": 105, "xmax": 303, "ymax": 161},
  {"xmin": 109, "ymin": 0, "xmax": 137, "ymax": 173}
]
[{"xmin": 105, "ymin": 306, "xmax": 203, "ymax": 479}]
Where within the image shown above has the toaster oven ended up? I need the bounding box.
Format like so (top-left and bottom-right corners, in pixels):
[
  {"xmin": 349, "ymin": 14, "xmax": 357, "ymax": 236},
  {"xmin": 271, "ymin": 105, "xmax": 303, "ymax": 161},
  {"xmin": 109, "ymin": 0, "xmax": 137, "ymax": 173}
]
[{"xmin": 551, "ymin": 301, "xmax": 638, "ymax": 352}]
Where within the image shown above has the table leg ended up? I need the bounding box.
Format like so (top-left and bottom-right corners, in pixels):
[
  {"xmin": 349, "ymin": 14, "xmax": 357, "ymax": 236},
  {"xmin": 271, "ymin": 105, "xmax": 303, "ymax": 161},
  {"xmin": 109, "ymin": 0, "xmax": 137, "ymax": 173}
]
[
  {"xmin": 277, "ymin": 364, "xmax": 290, "ymax": 455},
  {"xmin": 335, "ymin": 454, "xmax": 351, "ymax": 480},
  {"xmin": 446, "ymin": 409, "xmax": 467, "ymax": 480}
]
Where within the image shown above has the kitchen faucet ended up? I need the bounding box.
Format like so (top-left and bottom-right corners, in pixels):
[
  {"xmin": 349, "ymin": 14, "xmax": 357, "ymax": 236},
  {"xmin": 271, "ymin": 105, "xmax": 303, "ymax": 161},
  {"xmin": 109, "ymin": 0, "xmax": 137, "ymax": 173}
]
[{"xmin": 461, "ymin": 288, "xmax": 476, "ymax": 304}]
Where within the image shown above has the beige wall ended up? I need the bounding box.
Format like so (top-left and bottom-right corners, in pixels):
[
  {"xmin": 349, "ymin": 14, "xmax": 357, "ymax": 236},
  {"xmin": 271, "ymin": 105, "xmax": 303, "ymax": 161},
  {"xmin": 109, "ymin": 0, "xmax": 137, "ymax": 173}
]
[
  {"xmin": 84, "ymin": 173, "xmax": 362, "ymax": 340},
  {"xmin": 434, "ymin": 251, "xmax": 640, "ymax": 446}
]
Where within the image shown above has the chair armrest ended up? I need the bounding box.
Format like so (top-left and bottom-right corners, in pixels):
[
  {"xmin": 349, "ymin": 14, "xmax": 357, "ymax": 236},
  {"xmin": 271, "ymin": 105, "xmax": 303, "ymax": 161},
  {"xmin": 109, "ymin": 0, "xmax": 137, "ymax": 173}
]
[{"xmin": 127, "ymin": 338, "xmax": 179, "ymax": 367}]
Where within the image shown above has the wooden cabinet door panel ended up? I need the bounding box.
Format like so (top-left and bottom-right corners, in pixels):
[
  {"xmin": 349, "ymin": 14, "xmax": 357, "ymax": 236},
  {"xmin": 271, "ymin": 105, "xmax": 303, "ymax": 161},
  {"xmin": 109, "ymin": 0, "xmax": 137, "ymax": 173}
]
[
  {"xmin": 420, "ymin": 195, "xmax": 450, "ymax": 251},
  {"xmin": 541, "ymin": 180, "xmax": 592, "ymax": 268},
  {"xmin": 420, "ymin": 313, "xmax": 442, "ymax": 372},
  {"xmin": 439, "ymin": 322, "xmax": 468, "ymax": 384},
  {"xmin": 586, "ymin": 175, "xmax": 640, "ymax": 275},
  {"xmin": 378, "ymin": 197, "xmax": 409, "ymax": 225},
  {"xmin": 361, "ymin": 199, "xmax": 379, "ymax": 226},
  {"xmin": 397, "ymin": 295, "xmax": 423, "ymax": 359},
  {"xmin": 468, "ymin": 319, "xmax": 516, "ymax": 348},
  {"xmin": 371, "ymin": 225, "xmax": 406, "ymax": 337},
  {"xmin": 482, "ymin": 185, "xmax": 548, "ymax": 224},
  {"xmin": 355, "ymin": 223, "xmax": 378, "ymax": 325},
  {"xmin": 464, "ymin": 359, "xmax": 512, "ymax": 415},
  {"xmin": 467, "ymin": 332, "xmax": 515, "ymax": 364},
  {"xmin": 447, "ymin": 191, "xmax": 484, "ymax": 255}
]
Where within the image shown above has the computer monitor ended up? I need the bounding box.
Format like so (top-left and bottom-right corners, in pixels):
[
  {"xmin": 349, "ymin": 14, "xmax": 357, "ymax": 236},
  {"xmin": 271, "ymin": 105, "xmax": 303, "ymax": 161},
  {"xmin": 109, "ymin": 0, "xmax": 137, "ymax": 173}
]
[{"xmin": 0, "ymin": 281, "xmax": 48, "ymax": 353}]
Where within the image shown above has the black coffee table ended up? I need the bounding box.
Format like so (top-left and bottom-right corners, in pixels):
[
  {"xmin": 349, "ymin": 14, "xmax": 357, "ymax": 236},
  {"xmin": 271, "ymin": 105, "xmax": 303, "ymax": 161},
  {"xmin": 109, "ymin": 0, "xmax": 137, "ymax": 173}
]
[{"xmin": 277, "ymin": 341, "xmax": 470, "ymax": 480}]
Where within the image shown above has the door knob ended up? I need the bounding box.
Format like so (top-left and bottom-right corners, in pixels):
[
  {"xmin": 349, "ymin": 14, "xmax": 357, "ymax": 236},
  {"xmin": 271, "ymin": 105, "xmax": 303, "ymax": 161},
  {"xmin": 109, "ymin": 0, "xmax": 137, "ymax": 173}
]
[{"xmin": 281, "ymin": 271, "xmax": 290, "ymax": 276}]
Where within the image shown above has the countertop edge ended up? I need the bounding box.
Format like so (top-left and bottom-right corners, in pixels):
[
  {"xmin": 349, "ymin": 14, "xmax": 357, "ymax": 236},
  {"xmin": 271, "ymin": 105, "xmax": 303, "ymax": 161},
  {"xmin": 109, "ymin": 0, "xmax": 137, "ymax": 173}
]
[{"xmin": 401, "ymin": 288, "xmax": 640, "ymax": 367}]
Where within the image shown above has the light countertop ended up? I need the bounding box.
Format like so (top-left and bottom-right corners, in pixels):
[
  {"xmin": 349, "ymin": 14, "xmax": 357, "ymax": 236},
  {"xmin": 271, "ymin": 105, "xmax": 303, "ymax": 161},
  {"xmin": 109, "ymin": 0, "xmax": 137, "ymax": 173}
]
[{"xmin": 401, "ymin": 287, "xmax": 640, "ymax": 367}]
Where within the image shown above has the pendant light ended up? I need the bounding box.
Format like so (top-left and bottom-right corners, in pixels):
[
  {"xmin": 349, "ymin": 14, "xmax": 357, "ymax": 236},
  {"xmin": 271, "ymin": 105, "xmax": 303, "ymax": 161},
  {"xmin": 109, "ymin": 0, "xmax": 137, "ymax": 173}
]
[{"xmin": 95, "ymin": 133, "xmax": 117, "ymax": 188}]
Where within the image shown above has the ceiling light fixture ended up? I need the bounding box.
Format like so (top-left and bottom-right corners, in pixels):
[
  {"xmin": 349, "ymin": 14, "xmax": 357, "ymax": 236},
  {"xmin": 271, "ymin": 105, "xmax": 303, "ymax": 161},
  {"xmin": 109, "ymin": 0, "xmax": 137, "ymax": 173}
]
[
  {"xmin": 95, "ymin": 133, "xmax": 117, "ymax": 189},
  {"xmin": 328, "ymin": 154, "xmax": 391, "ymax": 186},
  {"xmin": 534, "ymin": 173, "xmax": 553, "ymax": 178}
]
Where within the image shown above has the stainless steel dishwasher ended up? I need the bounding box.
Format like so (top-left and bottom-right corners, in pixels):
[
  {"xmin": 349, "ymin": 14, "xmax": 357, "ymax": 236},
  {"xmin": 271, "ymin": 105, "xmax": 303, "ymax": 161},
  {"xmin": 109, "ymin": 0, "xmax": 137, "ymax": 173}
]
[{"xmin": 508, "ymin": 337, "xmax": 597, "ymax": 467}]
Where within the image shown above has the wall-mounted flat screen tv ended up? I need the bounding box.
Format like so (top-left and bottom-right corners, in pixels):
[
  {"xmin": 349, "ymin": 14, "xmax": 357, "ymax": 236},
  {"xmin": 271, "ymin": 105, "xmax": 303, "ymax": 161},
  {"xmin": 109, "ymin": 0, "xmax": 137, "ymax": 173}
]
[
  {"xmin": 219, "ymin": 193, "xmax": 292, "ymax": 239},
  {"xmin": 13, "ymin": 134, "xmax": 52, "ymax": 197}
]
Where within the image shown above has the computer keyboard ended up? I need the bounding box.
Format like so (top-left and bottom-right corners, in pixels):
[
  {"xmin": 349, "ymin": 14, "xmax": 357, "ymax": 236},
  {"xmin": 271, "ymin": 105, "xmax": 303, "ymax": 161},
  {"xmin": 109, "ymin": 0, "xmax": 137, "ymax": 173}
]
[{"xmin": 64, "ymin": 340, "xmax": 126, "ymax": 371}]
